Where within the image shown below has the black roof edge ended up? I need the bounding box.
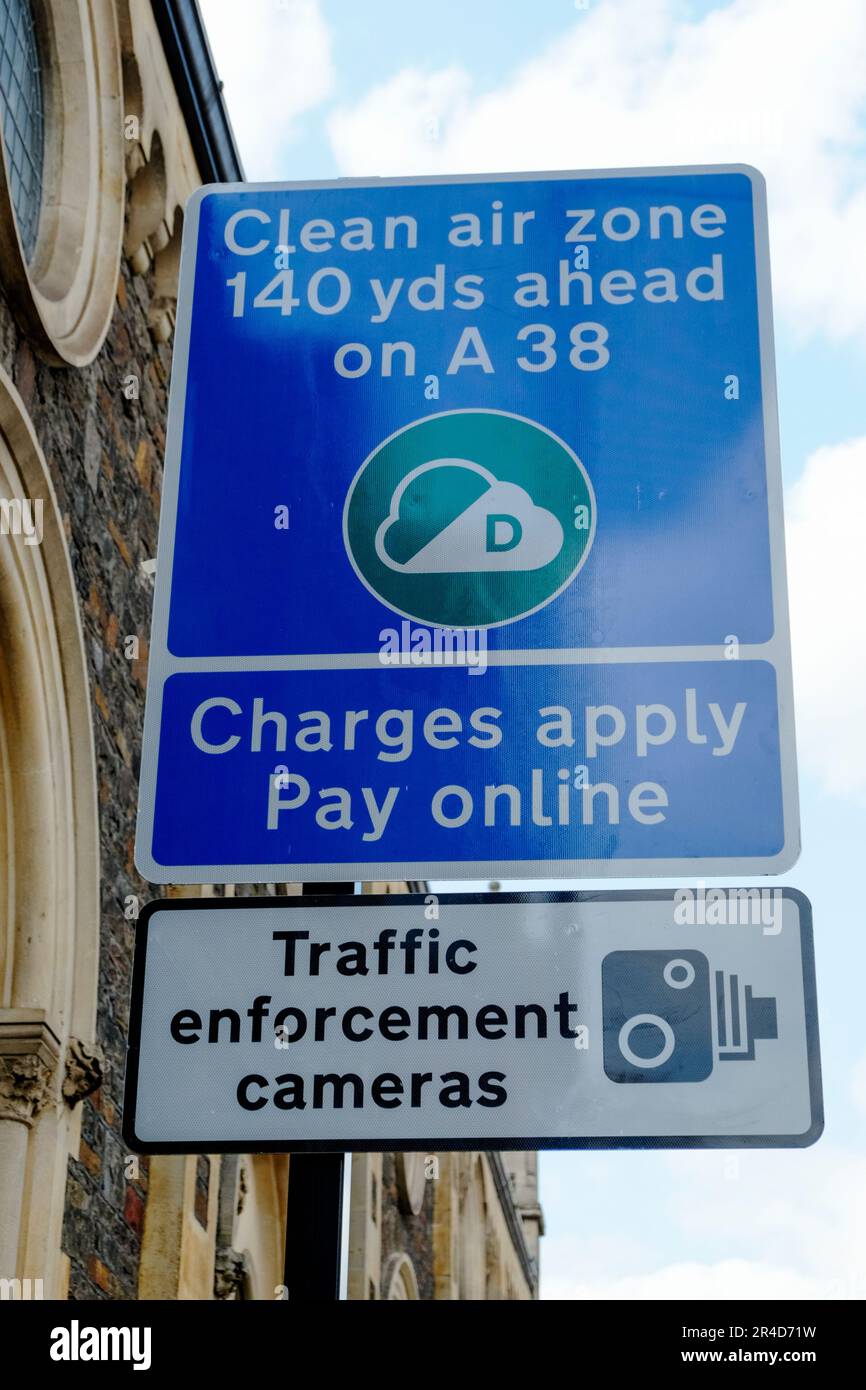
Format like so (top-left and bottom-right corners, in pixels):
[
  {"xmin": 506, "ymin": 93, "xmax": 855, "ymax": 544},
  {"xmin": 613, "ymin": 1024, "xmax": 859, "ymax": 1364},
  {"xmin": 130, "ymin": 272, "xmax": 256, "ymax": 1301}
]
[{"xmin": 151, "ymin": 0, "xmax": 244, "ymax": 185}]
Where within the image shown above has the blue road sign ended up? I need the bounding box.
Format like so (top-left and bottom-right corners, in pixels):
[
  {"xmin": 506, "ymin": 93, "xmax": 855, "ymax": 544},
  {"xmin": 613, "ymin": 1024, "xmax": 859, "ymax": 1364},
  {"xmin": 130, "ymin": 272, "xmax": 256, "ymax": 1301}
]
[{"xmin": 135, "ymin": 166, "xmax": 798, "ymax": 883}]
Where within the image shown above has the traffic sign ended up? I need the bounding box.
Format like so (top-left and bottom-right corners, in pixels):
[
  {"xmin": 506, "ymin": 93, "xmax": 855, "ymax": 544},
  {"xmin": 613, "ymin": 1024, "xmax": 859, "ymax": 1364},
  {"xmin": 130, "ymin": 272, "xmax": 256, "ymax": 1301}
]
[
  {"xmin": 135, "ymin": 166, "xmax": 798, "ymax": 882},
  {"xmin": 123, "ymin": 890, "xmax": 822, "ymax": 1152}
]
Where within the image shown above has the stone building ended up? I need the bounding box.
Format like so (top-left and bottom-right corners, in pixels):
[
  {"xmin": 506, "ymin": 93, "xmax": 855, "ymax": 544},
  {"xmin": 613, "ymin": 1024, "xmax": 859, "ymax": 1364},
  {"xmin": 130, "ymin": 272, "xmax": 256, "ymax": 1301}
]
[{"xmin": 0, "ymin": 0, "xmax": 541, "ymax": 1300}]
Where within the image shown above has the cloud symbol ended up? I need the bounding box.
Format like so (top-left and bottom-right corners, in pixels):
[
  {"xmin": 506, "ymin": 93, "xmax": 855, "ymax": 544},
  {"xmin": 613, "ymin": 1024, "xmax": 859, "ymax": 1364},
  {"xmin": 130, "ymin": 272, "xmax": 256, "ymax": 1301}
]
[{"xmin": 375, "ymin": 458, "xmax": 564, "ymax": 573}]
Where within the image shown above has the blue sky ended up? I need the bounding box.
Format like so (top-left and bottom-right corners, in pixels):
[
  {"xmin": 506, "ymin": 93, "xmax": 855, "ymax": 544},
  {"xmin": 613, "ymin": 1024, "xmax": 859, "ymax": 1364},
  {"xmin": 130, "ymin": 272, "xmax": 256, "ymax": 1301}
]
[{"xmin": 200, "ymin": 0, "xmax": 866, "ymax": 1298}]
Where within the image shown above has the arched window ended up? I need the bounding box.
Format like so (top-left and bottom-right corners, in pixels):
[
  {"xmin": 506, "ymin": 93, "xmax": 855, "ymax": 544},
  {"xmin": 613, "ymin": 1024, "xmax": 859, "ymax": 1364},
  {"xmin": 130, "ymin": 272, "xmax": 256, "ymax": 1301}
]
[
  {"xmin": 0, "ymin": 0, "xmax": 45, "ymax": 260},
  {"xmin": 0, "ymin": 1, "xmax": 123, "ymax": 366}
]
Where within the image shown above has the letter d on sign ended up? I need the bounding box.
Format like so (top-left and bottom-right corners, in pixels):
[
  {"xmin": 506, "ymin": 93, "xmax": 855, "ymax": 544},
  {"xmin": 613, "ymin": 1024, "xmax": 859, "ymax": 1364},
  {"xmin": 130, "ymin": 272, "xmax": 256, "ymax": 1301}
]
[{"xmin": 486, "ymin": 514, "xmax": 522, "ymax": 552}]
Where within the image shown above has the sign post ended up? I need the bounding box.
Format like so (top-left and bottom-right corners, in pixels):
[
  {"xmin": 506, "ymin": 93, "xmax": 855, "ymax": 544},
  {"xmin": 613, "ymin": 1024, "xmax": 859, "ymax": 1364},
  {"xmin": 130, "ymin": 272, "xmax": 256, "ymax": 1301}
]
[
  {"xmin": 130, "ymin": 164, "xmax": 814, "ymax": 1296},
  {"xmin": 283, "ymin": 1151, "xmax": 346, "ymax": 1302},
  {"xmin": 123, "ymin": 890, "xmax": 822, "ymax": 1153},
  {"xmin": 282, "ymin": 881, "xmax": 353, "ymax": 1302},
  {"xmin": 135, "ymin": 165, "xmax": 798, "ymax": 885}
]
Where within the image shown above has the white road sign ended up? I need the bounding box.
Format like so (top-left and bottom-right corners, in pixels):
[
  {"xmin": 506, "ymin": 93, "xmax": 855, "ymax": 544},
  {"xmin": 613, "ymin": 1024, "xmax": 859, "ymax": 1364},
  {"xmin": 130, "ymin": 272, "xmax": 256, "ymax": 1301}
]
[{"xmin": 124, "ymin": 890, "xmax": 821, "ymax": 1151}]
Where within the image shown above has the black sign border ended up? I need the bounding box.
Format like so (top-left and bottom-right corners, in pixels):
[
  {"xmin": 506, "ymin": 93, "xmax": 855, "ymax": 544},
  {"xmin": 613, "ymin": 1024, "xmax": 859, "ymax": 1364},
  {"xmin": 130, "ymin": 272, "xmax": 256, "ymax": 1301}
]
[{"xmin": 122, "ymin": 888, "xmax": 823, "ymax": 1154}]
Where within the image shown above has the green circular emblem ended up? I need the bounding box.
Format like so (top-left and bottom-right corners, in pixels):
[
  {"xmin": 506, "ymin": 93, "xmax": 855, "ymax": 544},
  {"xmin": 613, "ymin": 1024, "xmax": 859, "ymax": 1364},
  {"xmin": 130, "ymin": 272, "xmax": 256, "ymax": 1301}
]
[{"xmin": 343, "ymin": 409, "xmax": 596, "ymax": 629}]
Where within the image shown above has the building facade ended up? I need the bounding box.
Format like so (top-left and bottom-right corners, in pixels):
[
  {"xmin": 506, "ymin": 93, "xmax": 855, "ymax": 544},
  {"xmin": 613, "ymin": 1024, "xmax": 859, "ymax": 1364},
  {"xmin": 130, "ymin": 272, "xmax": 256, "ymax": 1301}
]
[{"xmin": 0, "ymin": 0, "xmax": 541, "ymax": 1301}]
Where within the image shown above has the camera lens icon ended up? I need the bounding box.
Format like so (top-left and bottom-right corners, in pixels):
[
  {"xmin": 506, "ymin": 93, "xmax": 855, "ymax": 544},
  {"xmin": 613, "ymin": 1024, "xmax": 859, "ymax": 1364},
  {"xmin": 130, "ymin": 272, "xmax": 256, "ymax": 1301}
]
[
  {"xmin": 602, "ymin": 949, "xmax": 778, "ymax": 1084},
  {"xmin": 614, "ymin": 957, "xmax": 699, "ymax": 1068},
  {"xmin": 602, "ymin": 950, "xmax": 713, "ymax": 1084},
  {"xmin": 617, "ymin": 1014, "xmax": 675, "ymax": 1070}
]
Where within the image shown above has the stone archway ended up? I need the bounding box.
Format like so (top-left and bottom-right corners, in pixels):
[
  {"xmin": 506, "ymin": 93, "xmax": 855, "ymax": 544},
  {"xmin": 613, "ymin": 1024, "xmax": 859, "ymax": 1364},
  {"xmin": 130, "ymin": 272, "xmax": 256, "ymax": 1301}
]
[
  {"xmin": 0, "ymin": 365, "xmax": 100, "ymax": 1294},
  {"xmin": 382, "ymin": 1252, "xmax": 420, "ymax": 1301}
]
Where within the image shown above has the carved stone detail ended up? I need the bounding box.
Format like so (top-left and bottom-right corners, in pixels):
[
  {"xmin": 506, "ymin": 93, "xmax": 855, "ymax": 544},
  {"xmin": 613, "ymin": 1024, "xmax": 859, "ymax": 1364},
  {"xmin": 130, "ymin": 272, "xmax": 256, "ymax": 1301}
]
[
  {"xmin": 214, "ymin": 1245, "xmax": 247, "ymax": 1300},
  {"xmin": 0, "ymin": 1010, "xmax": 61, "ymax": 1125},
  {"xmin": 0, "ymin": 1053, "xmax": 54, "ymax": 1124},
  {"xmin": 0, "ymin": 1054, "xmax": 55, "ymax": 1126},
  {"xmin": 62, "ymin": 1038, "xmax": 105, "ymax": 1108}
]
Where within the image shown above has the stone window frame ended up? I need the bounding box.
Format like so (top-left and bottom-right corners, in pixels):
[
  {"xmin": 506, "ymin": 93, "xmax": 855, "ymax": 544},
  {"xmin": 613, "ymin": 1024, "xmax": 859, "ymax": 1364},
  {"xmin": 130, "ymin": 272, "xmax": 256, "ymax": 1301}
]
[
  {"xmin": 0, "ymin": 0, "xmax": 124, "ymax": 366},
  {"xmin": 0, "ymin": 364, "xmax": 100, "ymax": 1292}
]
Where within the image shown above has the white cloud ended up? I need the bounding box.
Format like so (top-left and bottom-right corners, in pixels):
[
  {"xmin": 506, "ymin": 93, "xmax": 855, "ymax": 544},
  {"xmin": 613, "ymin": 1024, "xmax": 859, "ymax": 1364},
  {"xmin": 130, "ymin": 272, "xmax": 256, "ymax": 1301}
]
[
  {"xmin": 377, "ymin": 464, "xmax": 564, "ymax": 574},
  {"xmin": 542, "ymin": 1146, "xmax": 866, "ymax": 1300},
  {"xmin": 545, "ymin": 1257, "xmax": 824, "ymax": 1300},
  {"xmin": 200, "ymin": 0, "xmax": 334, "ymax": 178},
  {"xmin": 851, "ymin": 1054, "xmax": 866, "ymax": 1118},
  {"xmin": 327, "ymin": 0, "xmax": 866, "ymax": 345},
  {"xmin": 330, "ymin": 66, "xmax": 473, "ymax": 175},
  {"xmin": 786, "ymin": 435, "xmax": 866, "ymax": 802}
]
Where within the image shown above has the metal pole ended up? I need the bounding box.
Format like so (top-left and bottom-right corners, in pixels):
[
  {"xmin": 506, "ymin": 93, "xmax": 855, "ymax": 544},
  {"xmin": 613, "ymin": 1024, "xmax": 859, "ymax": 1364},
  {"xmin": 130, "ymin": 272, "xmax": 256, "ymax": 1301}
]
[
  {"xmin": 283, "ymin": 1152, "xmax": 346, "ymax": 1300},
  {"xmin": 282, "ymin": 883, "xmax": 354, "ymax": 1301}
]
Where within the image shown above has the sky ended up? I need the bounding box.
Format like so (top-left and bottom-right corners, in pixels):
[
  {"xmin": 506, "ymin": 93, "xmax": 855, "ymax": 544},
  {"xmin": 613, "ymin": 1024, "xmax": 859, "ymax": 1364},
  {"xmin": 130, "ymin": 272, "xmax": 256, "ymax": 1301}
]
[{"xmin": 199, "ymin": 0, "xmax": 866, "ymax": 1299}]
